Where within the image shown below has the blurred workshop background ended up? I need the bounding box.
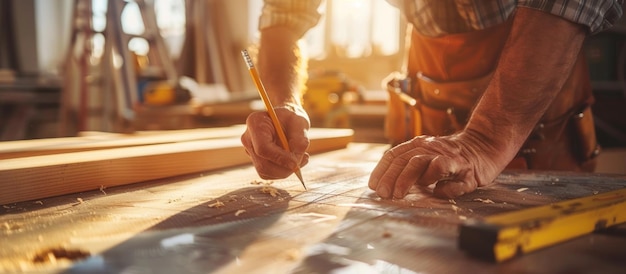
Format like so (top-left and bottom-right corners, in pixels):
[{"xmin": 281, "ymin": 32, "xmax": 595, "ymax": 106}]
[{"xmin": 0, "ymin": 0, "xmax": 624, "ymax": 172}]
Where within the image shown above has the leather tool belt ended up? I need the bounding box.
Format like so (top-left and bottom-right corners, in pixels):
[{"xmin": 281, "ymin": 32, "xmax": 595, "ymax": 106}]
[{"xmin": 384, "ymin": 68, "xmax": 601, "ymax": 172}]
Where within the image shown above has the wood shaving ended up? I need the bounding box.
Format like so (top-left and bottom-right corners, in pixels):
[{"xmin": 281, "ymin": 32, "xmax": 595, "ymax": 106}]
[
  {"xmin": 76, "ymin": 198, "xmax": 84, "ymax": 204},
  {"xmin": 473, "ymin": 198, "xmax": 495, "ymax": 204},
  {"xmin": 208, "ymin": 201, "xmax": 225, "ymax": 208},
  {"xmin": 451, "ymin": 204, "xmax": 460, "ymax": 213},
  {"xmin": 516, "ymin": 187, "xmax": 529, "ymax": 192},
  {"xmin": 251, "ymin": 180, "xmax": 274, "ymax": 186},
  {"xmin": 260, "ymin": 186, "xmax": 280, "ymax": 197},
  {"xmin": 35, "ymin": 201, "xmax": 43, "ymax": 205},
  {"xmin": 99, "ymin": 185, "xmax": 107, "ymax": 195},
  {"xmin": 235, "ymin": 209, "xmax": 246, "ymax": 216},
  {"xmin": 284, "ymin": 248, "xmax": 301, "ymax": 261},
  {"xmin": 448, "ymin": 199, "xmax": 457, "ymax": 205}
]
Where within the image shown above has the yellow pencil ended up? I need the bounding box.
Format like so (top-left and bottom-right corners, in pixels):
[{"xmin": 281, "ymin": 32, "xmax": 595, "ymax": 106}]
[{"xmin": 241, "ymin": 49, "xmax": 307, "ymax": 190}]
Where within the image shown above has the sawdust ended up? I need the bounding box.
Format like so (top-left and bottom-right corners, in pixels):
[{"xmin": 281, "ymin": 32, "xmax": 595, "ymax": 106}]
[
  {"xmin": 208, "ymin": 200, "xmax": 225, "ymax": 208},
  {"xmin": 473, "ymin": 198, "xmax": 495, "ymax": 204},
  {"xmin": 252, "ymin": 179, "xmax": 281, "ymax": 197},
  {"xmin": 260, "ymin": 186, "xmax": 280, "ymax": 197},
  {"xmin": 32, "ymin": 247, "xmax": 90, "ymax": 264},
  {"xmin": 251, "ymin": 180, "xmax": 274, "ymax": 186},
  {"xmin": 451, "ymin": 205, "xmax": 460, "ymax": 213},
  {"xmin": 227, "ymin": 195, "xmax": 238, "ymax": 202}
]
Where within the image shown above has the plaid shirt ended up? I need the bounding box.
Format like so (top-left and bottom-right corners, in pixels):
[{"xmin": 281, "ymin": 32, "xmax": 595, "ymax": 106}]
[{"xmin": 259, "ymin": 0, "xmax": 623, "ymax": 37}]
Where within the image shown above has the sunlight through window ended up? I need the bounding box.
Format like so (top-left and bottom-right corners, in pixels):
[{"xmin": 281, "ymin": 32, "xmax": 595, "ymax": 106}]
[
  {"xmin": 248, "ymin": 0, "xmax": 400, "ymax": 59},
  {"xmin": 90, "ymin": 0, "xmax": 185, "ymax": 59}
]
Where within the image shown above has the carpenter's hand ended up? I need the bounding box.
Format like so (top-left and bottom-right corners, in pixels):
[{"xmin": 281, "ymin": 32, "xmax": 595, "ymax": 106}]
[
  {"xmin": 241, "ymin": 105, "xmax": 310, "ymax": 179},
  {"xmin": 368, "ymin": 133, "xmax": 502, "ymax": 199}
]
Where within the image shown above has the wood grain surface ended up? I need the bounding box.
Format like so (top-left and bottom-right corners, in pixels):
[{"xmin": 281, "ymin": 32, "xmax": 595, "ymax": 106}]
[
  {"xmin": 0, "ymin": 127, "xmax": 354, "ymax": 204},
  {"xmin": 0, "ymin": 126, "xmax": 249, "ymax": 159},
  {"xmin": 1, "ymin": 143, "xmax": 625, "ymax": 274}
]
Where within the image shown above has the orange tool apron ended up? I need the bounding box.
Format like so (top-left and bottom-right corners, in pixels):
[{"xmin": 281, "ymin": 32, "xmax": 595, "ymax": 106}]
[{"xmin": 385, "ymin": 18, "xmax": 600, "ymax": 172}]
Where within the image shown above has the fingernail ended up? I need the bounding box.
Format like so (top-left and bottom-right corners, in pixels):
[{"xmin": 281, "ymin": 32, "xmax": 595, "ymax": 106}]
[
  {"xmin": 378, "ymin": 186, "xmax": 390, "ymax": 198},
  {"xmin": 393, "ymin": 190, "xmax": 404, "ymax": 199}
]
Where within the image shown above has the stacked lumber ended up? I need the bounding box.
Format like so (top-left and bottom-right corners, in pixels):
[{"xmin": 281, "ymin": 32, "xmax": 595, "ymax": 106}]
[{"xmin": 0, "ymin": 126, "xmax": 354, "ymax": 204}]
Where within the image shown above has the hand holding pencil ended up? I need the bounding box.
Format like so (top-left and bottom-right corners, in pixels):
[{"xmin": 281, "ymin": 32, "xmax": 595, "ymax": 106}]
[{"xmin": 240, "ymin": 49, "xmax": 309, "ymax": 190}]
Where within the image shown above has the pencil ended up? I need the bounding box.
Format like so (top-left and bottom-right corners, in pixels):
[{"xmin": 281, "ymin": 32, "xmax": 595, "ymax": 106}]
[{"xmin": 241, "ymin": 49, "xmax": 307, "ymax": 190}]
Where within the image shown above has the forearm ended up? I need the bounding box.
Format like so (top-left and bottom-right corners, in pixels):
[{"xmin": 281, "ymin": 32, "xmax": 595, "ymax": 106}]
[
  {"xmin": 464, "ymin": 7, "xmax": 587, "ymax": 167},
  {"xmin": 258, "ymin": 26, "xmax": 308, "ymax": 107}
]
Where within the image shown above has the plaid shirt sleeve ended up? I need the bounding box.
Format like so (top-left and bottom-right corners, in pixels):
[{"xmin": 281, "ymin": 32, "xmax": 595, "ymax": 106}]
[
  {"xmin": 259, "ymin": 0, "xmax": 322, "ymax": 38},
  {"xmin": 518, "ymin": 0, "xmax": 624, "ymax": 34},
  {"xmin": 393, "ymin": 1, "xmax": 623, "ymax": 36}
]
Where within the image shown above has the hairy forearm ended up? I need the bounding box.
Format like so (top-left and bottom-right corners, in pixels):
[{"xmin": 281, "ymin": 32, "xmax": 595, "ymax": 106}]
[
  {"xmin": 258, "ymin": 26, "xmax": 308, "ymax": 106},
  {"xmin": 464, "ymin": 7, "xmax": 587, "ymax": 167}
]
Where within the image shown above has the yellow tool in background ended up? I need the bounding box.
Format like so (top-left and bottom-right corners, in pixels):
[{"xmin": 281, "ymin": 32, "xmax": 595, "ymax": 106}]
[
  {"xmin": 459, "ymin": 188, "xmax": 626, "ymax": 262},
  {"xmin": 132, "ymin": 52, "xmax": 191, "ymax": 106},
  {"xmin": 142, "ymin": 81, "xmax": 191, "ymax": 106},
  {"xmin": 303, "ymin": 70, "xmax": 363, "ymax": 128}
]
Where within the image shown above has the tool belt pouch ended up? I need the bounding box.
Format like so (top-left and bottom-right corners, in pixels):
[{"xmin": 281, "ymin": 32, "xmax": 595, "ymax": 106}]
[
  {"xmin": 384, "ymin": 72, "xmax": 493, "ymax": 145},
  {"xmin": 570, "ymin": 105, "xmax": 601, "ymax": 170},
  {"xmin": 384, "ymin": 71, "xmax": 600, "ymax": 172},
  {"xmin": 416, "ymin": 73, "xmax": 491, "ymax": 136},
  {"xmin": 384, "ymin": 73, "xmax": 421, "ymax": 146},
  {"xmin": 518, "ymin": 103, "xmax": 600, "ymax": 172}
]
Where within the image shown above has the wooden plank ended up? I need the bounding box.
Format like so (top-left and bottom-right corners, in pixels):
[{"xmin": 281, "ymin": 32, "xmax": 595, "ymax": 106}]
[
  {"xmin": 0, "ymin": 126, "xmax": 248, "ymax": 159},
  {"xmin": 0, "ymin": 126, "xmax": 352, "ymax": 159},
  {"xmin": 0, "ymin": 128, "xmax": 354, "ymax": 204}
]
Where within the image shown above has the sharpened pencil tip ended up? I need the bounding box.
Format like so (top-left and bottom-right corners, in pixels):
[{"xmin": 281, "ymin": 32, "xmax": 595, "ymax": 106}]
[{"xmin": 294, "ymin": 170, "xmax": 307, "ymax": 190}]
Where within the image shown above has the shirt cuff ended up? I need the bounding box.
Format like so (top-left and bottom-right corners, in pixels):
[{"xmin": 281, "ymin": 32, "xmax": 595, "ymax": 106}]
[{"xmin": 258, "ymin": 0, "xmax": 322, "ymax": 38}]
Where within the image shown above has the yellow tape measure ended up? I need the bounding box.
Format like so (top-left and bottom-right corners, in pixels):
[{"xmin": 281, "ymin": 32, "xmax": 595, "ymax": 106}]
[{"xmin": 459, "ymin": 188, "xmax": 626, "ymax": 262}]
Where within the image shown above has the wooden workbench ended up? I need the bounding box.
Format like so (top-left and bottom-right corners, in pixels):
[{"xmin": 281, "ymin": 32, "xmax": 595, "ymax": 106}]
[{"xmin": 1, "ymin": 143, "xmax": 626, "ymax": 274}]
